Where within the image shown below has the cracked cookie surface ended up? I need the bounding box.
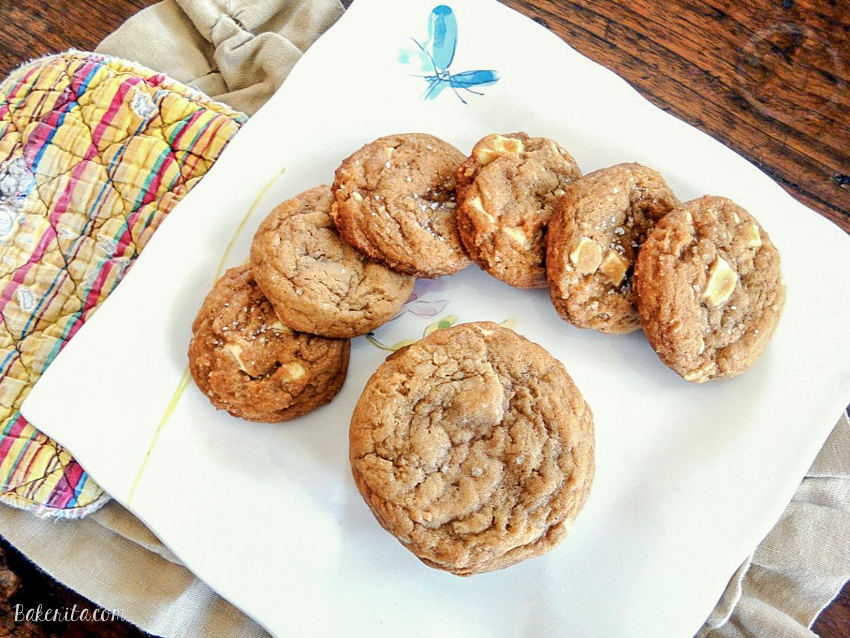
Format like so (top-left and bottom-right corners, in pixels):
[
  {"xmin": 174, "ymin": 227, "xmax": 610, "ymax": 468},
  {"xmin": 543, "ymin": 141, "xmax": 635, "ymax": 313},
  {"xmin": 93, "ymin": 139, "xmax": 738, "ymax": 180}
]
[
  {"xmin": 455, "ymin": 132, "xmax": 581, "ymax": 288},
  {"xmin": 546, "ymin": 163, "xmax": 679, "ymax": 333},
  {"xmin": 250, "ymin": 186, "xmax": 415, "ymax": 338},
  {"xmin": 634, "ymin": 196, "xmax": 785, "ymax": 382},
  {"xmin": 188, "ymin": 265, "xmax": 350, "ymax": 421},
  {"xmin": 349, "ymin": 321, "xmax": 595, "ymax": 575},
  {"xmin": 331, "ymin": 133, "xmax": 470, "ymax": 278}
]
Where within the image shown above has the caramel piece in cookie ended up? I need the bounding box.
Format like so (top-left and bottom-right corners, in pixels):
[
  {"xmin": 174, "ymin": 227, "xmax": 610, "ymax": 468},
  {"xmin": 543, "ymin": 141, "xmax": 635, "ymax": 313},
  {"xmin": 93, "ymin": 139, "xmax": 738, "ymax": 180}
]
[
  {"xmin": 349, "ymin": 321, "xmax": 595, "ymax": 576},
  {"xmin": 455, "ymin": 132, "xmax": 581, "ymax": 288},
  {"xmin": 634, "ymin": 196, "xmax": 785, "ymax": 382},
  {"xmin": 331, "ymin": 133, "xmax": 470, "ymax": 278},
  {"xmin": 251, "ymin": 186, "xmax": 415, "ymax": 338},
  {"xmin": 188, "ymin": 265, "xmax": 350, "ymax": 421},
  {"xmin": 547, "ymin": 163, "xmax": 679, "ymax": 333}
]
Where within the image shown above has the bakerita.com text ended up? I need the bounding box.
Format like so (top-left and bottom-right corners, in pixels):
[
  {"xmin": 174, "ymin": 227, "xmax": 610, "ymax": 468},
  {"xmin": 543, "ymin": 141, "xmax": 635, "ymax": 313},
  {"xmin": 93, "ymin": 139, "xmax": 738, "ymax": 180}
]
[{"xmin": 14, "ymin": 604, "xmax": 124, "ymax": 623}]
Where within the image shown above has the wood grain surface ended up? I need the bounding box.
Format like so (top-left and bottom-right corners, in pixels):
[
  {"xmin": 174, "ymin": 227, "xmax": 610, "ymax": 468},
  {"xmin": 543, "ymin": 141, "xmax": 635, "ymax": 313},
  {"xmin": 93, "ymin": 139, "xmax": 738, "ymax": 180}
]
[
  {"xmin": 500, "ymin": 0, "xmax": 850, "ymax": 233},
  {"xmin": 0, "ymin": 0, "xmax": 847, "ymax": 637}
]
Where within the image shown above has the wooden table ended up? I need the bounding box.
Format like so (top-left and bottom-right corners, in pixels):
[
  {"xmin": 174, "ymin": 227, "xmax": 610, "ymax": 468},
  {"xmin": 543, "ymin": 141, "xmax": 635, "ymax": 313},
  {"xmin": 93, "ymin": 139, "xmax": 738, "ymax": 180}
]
[{"xmin": 0, "ymin": 0, "xmax": 847, "ymax": 636}]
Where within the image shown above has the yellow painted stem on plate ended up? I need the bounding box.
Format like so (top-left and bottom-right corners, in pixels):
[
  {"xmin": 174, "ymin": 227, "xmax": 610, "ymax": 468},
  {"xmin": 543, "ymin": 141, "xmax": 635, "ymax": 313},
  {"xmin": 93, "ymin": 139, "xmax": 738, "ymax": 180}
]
[
  {"xmin": 215, "ymin": 166, "xmax": 287, "ymax": 279},
  {"xmin": 127, "ymin": 167, "xmax": 287, "ymax": 506},
  {"xmin": 127, "ymin": 368, "xmax": 191, "ymax": 505}
]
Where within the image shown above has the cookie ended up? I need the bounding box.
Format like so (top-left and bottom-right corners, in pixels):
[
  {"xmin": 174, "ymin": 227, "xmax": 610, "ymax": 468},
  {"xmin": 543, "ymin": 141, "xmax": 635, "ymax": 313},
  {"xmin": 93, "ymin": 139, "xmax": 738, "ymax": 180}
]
[
  {"xmin": 250, "ymin": 185, "xmax": 415, "ymax": 338},
  {"xmin": 633, "ymin": 196, "xmax": 785, "ymax": 382},
  {"xmin": 188, "ymin": 264, "xmax": 350, "ymax": 421},
  {"xmin": 546, "ymin": 163, "xmax": 679, "ymax": 333},
  {"xmin": 455, "ymin": 133, "xmax": 582, "ymax": 288},
  {"xmin": 331, "ymin": 133, "xmax": 470, "ymax": 278},
  {"xmin": 349, "ymin": 321, "xmax": 595, "ymax": 576}
]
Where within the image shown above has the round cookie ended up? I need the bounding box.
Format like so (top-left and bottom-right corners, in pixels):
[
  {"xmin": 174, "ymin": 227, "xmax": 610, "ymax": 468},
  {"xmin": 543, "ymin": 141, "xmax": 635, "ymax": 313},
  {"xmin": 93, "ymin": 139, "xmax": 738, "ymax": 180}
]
[
  {"xmin": 331, "ymin": 133, "xmax": 470, "ymax": 278},
  {"xmin": 546, "ymin": 163, "xmax": 679, "ymax": 334},
  {"xmin": 251, "ymin": 185, "xmax": 415, "ymax": 338},
  {"xmin": 349, "ymin": 321, "xmax": 595, "ymax": 576},
  {"xmin": 455, "ymin": 132, "xmax": 581, "ymax": 288},
  {"xmin": 188, "ymin": 264, "xmax": 350, "ymax": 422},
  {"xmin": 633, "ymin": 196, "xmax": 785, "ymax": 382}
]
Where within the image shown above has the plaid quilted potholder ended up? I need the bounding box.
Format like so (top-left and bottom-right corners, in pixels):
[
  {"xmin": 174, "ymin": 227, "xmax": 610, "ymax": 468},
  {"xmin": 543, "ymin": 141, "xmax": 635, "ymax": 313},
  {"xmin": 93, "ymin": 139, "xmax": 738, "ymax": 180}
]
[{"xmin": 0, "ymin": 52, "xmax": 247, "ymax": 517}]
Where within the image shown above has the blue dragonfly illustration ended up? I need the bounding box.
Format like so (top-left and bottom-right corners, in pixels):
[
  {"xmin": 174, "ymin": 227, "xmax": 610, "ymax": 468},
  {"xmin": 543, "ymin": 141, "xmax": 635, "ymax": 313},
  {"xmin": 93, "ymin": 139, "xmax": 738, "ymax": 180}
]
[{"xmin": 399, "ymin": 5, "xmax": 499, "ymax": 103}]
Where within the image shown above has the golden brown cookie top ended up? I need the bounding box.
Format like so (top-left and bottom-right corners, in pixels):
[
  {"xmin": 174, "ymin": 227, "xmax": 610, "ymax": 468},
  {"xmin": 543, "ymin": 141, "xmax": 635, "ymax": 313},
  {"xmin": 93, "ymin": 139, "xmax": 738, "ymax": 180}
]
[
  {"xmin": 546, "ymin": 162, "xmax": 679, "ymax": 333},
  {"xmin": 634, "ymin": 196, "xmax": 785, "ymax": 382},
  {"xmin": 188, "ymin": 265, "xmax": 350, "ymax": 422},
  {"xmin": 250, "ymin": 186, "xmax": 415, "ymax": 338},
  {"xmin": 331, "ymin": 133, "xmax": 470, "ymax": 278},
  {"xmin": 455, "ymin": 132, "xmax": 581, "ymax": 288},
  {"xmin": 349, "ymin": 321, "xmax": 595, "ymax": 575}
]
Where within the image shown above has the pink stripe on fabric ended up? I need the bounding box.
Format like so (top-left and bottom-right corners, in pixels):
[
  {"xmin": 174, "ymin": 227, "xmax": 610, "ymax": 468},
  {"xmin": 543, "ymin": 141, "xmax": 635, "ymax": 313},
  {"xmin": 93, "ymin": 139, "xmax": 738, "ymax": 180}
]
[
  {"xmin": 49, "ymin": 159, "xmax": 92, "ymax": 225},
  {"xmin": 173, "ymin": 113, "xmax": 227, "ymax": 181},
  {"xmin": 0, "ymin": 225, "xmax": 58, "ymax": 316},
  {"xmin": 68, "ymin": 58, "xmax": 101, "ymax": 96},
  {"xmin": 139, "ymin": 151, "xmax": 177, "ymax": 208},
  {"xmin": 170, "ymin": 109, "xmax": 205, "ymax": 149},
  {"xmin": 46, "ymin": 459, "xmax": 84, "ymax": 508},
  {"xmin": 81, "ymin": 257, "xmax": 117, "ymax": 311},
  {"xmin": 22, "ymin": 445, "xmax": 58, "ymax": 500},
  {"xmin": 90, "ymin": 75, "xmax": 142, "ymax": 148},
  {"xmin": 0, "ymin": 62, "xmax": 41, "ymax": 120},
  {"xmin": 5, "ymin": 63, "xmax": 41, "ymax": 102},
  {"xmin": 15, "ymin": 431, "xmax": 49, "ymax": 489},
  {"xmin": 21, "ymin": 120, "xmax": 54, "ymax": 166},
  {"xmin": 0, "ymin": 413, "xmax": 29, "ymax": 468}
]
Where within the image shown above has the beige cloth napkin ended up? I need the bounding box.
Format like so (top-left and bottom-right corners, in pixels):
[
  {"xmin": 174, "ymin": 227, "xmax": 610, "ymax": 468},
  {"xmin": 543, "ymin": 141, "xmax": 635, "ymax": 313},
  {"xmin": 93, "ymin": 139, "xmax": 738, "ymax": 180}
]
[
  {"xmin": 697, "ymin": 413, "xmax": 850, "ymax": 638},
  {"xmin": 96, "ymin": 0, "xmax": 344, "ymax": 115},
  {"xmin": 0, "ymin": 2, "xmax": 848, "ymax": 636}
]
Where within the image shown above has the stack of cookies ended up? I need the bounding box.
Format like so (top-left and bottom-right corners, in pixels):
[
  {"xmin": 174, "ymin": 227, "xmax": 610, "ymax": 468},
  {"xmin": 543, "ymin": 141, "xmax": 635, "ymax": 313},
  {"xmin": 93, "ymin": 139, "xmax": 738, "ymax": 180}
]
[
  {"xmin": 349, "ymin": 321, "xmax": 594, "ymax": 575},
  {"xmin": 186, "ymin": 128, "xmax": 784, "ymax": 576}
]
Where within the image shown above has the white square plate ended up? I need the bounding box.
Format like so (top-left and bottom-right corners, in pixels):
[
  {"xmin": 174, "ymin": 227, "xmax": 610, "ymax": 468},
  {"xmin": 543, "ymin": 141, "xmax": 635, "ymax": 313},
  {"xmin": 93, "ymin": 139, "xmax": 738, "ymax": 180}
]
[{"xmin": 22, "ymin": 1, "xmax": 850, "ymax": 636}]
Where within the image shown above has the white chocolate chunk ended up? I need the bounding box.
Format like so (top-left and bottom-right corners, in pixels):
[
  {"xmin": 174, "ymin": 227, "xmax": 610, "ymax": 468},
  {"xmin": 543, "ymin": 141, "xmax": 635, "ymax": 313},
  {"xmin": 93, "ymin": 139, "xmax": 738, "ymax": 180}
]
[
  {"xmin": 684, "ymin": 369, "xmax": 707, "ymax": 382},
  {"xmin": 744, "ymin": 223, "xmax": 762, "ymax": 248},
  {"xmin": 268, "ymin": 318, "xmax": 292, "ymax": 333},
  {"xmin": 224, "ymin": 343, "xmax": 249, "ymax": 373},
  {"xmin": 599, "ymin": 250, "xmax": 629, "ymax": 286},
  {"xmin": 466, "ymin": 194, "xmax": 497, "ymax": 224},
  {"xmin": 504, "ymin": 226, "xmax": 531, "ymax": 249},
  {"xmin": 474, "ymin": 135, "xmax": 525, "ymax": 165},
  {"xmin": 702, "ymin": 257, "xmax": 738, "ymax": 307},
  {"xmin": 467, "ymin": 194, "xmax": 484, "ymax": 212},
  {"xmin": 569, "ymin": 237, "xmax": 604, "ymax": 275},
  {"xmin": 281, "ymin": 362, "xmax": 306, "ymax": 381}
]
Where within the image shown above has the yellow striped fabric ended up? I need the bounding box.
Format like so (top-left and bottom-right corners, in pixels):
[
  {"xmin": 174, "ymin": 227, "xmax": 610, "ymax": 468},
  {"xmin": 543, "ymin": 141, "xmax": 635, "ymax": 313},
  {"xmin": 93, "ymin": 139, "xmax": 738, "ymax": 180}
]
[{"xmin": 0, "ymin": 52, "xmax": 246, "ymax": 516}]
